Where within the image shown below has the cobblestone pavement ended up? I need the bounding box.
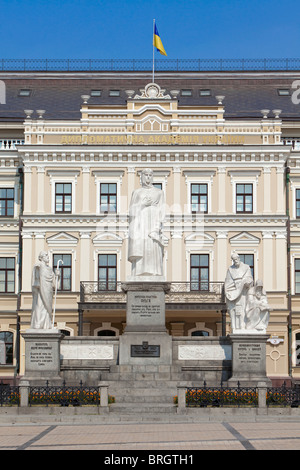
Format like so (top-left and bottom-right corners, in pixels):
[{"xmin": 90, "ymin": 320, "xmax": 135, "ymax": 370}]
[{"xmin": 1, "ymin": 421, "xmax": 300, "ymax": 452}]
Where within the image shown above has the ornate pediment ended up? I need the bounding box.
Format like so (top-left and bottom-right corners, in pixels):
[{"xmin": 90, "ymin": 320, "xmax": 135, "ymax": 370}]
[
  {"xmin": 133, "ymin": 83, "xmax": 171, "ymax": 100},
  {"xmin": 46, "ymin": 232, "xmax": 78, "ymax": 246},
  {"xmin": 229, "ymin": 232, "xmax": 260, "ymax": 246}
]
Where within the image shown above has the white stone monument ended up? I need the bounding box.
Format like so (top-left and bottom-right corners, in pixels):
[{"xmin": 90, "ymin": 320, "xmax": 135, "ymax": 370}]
[
  {"xmin": 21, "ymin": 251, "xmax": 64, "ymax": 384},
  {"xmin": 120, "ymin": 168, "xmax": 171, "ymax": 365},
  {"xmin": 225, "ymin": 252, "xmax": 271, "ymax": 385}
]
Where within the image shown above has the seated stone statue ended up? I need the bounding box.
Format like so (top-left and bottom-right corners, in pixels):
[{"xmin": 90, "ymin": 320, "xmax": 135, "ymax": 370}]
[{"xmin": 245, "ymin": 279, "xmax": 271, "ymax": 333}]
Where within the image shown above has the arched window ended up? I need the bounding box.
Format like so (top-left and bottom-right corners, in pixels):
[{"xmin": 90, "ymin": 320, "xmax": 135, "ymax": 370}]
[
  {"xmin": 59, "ymin": 329, "xmax": 71, "ymax": 336},
  {"xmin": 97, "ymin": 330, "xmax": 116, "ymax": 337},
  {"xmin": 0, "ymin": 331, "xmax": 13, "ymax": 364},
  {"xmin": 191, "ymin": 330, "xmax": 209, "ymax": 337}
]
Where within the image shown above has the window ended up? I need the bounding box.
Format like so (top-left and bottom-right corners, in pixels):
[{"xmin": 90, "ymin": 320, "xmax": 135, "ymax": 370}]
[
  {"xmin": 296, "ymin": 332, "xmax": 300, "ymax": 365},
  {"xmin": 191, "ymin": 330, "xmax": 209, "ymax": 337},
  {"xmin": 153, "ymin": 183, "xmax": 162, "ymax": 190},
  {"xmin": 109, "ymin": 90, "xmax": 120, "ymax": 97},
  {"xmin": 296, "ymin": 190, "xmax": 300, "ymax": 218},
  {"xmin": 199, "ymin": 89, "xmax": 211, "ymax": 96},
  {"xmin": 53, "ymin": 254, "xmax": 72, "ymax": 291},
  {"xmin": 97, "ymin": 330, "xmax": 116, "ymax": 336},
  {"xmin": 295, "ymin": 259, "xmax": 300, "ymax": 294},
  {"xmin": 191, "ymin": 184, "xmax": 208, "ymax": 213},
  {"xmin": 190, "ymin": 254, "xmax": 209, "ymax": 291},
  {"xmin": 100, "ymin": 183, "xmax": 117, "ymax": 213},
  {"xmin": 0, "ymin": 189, "xmax": 14, "ymax": 217},
  {"xmin": 236, "ymin": 184, "xmax": 253, "ymax": 213},
  {"xmin": 0, "ymin": 258, "xmax": 15, "ymax": 293},
  {"xmin": 59, "ymin": 329, "xmax": 71, "ymax": 336},
  {"xmin": 239, "ymin": 254, "xmax": 254, "ymax": 279},
  {"xmin": 90, "ymin": 90, "xmax": 101, "ymax": 97},
  {"xmin": 18, "ymin": 89, "xmax": 31, "ymax": 97},
  {"xmin": 277, "ymin": 89, "xmax": 290, "ymax": 96},
  {"xmin": 55, "ymin": 183, "xmax": 72, "ymax": 213},
  {"xmin": 98, "ymin": 254, "xmax": 117, "ymax": 290},
  {"xmin": 181, "ymin": 89, "xmax": 192, "ymax": 96},
  {"xmin": 0, "ymin": 331, "xmax": 13, "ymax": 364}
]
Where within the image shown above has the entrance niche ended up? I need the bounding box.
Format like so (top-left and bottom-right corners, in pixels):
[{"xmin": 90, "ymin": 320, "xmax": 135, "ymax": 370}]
[
  {"xmin": 188, "ymin": 322, "xmax": 213, "ymax": 337},
  {"xmin": 94, "ymin": 323, "xmax": 119, "ymax": 337},
  {"xmin": 97, "ymin": 330, "xmax": 116, "ymax": 337}
]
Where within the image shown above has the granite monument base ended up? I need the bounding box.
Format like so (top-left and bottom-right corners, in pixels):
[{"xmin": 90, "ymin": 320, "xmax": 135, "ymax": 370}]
[
  {"xmin": 228, "ymin": 333, "xmax": 271, "ymax": 386},
  {"xmin": 21, "ymin": 329, "xmax": 64, "ymax": 385},
  {"xmin": 120, "ymin": 281, "xmax": 172, "ymax": 365}
]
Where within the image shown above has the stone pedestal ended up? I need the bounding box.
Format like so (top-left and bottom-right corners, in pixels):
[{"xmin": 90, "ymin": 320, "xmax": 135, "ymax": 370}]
[
  {"xmin": 228, "ymin": 334, "xmax": 271, "ymax": 386},
  {"xmin": 22, "ymin": 329, "xmax": 64, "ymax": 384},
  {"xmin": 120, "ymin": 281, "xmax": 172, "ymax": 365}
]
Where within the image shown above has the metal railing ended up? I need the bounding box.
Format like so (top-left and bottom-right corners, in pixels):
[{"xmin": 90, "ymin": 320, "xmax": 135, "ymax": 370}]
[
  {"xmin": 0, "ymin": 381, "xmax": 20, "ymax": 406},
  {"xmin": 80, "ymin": 281, "xmax": 225, "ymax": 304},
  {"xmin": 1, "ymin": 58, "xmax": 300, "ymax": 72},
  {"xmin": 186, "ymin": 382, "xmax": 258, "ymax": 407},
  {"xmin": 267, "ymin": 382, "xmax": 300, "ymax": 407},
  {"xmin": 28, "ymin": 380, "xmax": 101, "ymax": 407}
]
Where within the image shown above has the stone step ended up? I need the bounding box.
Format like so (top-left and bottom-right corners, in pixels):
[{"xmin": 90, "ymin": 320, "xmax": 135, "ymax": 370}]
[{"xmin": 109, "ymin": 403, "xmax": 177, "ymax": 414}]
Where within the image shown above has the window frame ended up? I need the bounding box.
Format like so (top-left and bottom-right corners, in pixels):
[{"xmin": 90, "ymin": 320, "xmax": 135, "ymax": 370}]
[
  {"xmin": 0, "ymin": 188, "xmax": 14, "ymax": 217},
  {"xmin": 0, "ymin": 331, "xmax": 13, "ymax": 365},
  {"xmin": 236, "ymin": 183, "xmax": 253, "ymax": 214},
  {"xmin": 53, "ymin": 254, "xmax": 72, "ymax": 292},
  {"xmin": 100, "ymin": 182, "xmax": 118, "ymax": 214},
  {"xmin": 238, "ymin": 253, "xmax": 255, "ymax": 280},
  {"xmin": 0, "ymin": 257, "xmax": 15, "ymax": 294},
  {"xmin": 190, "ymin": 253, "xmax": 209, "ymax": 291},
  {"xmin": 190, "ymin": 183, "xmax": 208, "ymax": 214},
  {"xmin": 55, "ymin": 182, "xmax": 72, "ymax": 214},
  {"xmin": 98, "ymin": 253, "xmax": 117, "ymax": 291}
]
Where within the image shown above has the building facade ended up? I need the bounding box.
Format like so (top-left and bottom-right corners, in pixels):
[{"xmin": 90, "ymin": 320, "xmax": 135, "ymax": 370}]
[{"xmin": 0, "ymin": 68, "xmax": 300, "ymax": 384}]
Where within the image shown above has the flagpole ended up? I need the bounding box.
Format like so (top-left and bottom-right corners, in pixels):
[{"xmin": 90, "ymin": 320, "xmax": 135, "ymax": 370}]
[{"xmin": 152, "ymin": 19, "xmax": 155, "ymax": 83}]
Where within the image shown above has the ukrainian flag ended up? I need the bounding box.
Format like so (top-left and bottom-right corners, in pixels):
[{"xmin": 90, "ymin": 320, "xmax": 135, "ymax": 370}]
[{"xmin": 153, "ymin": 23, "xmax": 167, "ymax": 56}]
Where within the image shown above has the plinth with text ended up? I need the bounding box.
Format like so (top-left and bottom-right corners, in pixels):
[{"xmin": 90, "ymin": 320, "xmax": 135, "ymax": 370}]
[
  {"xmin": 21, "ymin": 330, "xmax": 64, "ymax": 384},
  {"xmin": 228, "ymin": 334, "xmax": 271, "ymax": 386},
  {"xmin": 119, "ymin": 282, "xmax": 172, "ymax": 365}
]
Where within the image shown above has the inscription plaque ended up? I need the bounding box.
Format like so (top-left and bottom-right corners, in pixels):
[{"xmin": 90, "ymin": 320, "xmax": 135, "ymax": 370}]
[{"xmin": 131, "ymin": 341, "xmax": 160, "ymax": 358}]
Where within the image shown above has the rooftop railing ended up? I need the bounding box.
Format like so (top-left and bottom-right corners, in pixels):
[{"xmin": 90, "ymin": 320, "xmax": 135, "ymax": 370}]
[{"xmin": 1, "ymin": 58, "xmax": 300, "ymax": 72}]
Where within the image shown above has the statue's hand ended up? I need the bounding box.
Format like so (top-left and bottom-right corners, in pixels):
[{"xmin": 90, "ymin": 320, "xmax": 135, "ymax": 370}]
[{"xmin": 54, "ymin": 269, "xmax": 61, "ymax": 277}]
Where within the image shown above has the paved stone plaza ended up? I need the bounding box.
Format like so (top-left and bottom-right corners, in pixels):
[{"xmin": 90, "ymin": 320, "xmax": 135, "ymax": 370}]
[{"xmin": 1, "ymin": 420, "xmax": 300, "ymax": 451}]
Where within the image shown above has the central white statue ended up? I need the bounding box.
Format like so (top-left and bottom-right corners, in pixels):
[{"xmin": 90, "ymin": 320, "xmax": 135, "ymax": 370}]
[{"xmin": 128, "ymin": 168, "xmax": 165, "ymax": 280}]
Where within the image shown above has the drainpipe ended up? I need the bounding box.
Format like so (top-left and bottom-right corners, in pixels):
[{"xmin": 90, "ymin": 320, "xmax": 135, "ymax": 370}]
[
  {"xmin": 286, "ymin": 165, "xmax": 292, "ymax": 379},
  {"xmin": 15, "ymin": 166, "xmax": 24, "ymax": 380}
]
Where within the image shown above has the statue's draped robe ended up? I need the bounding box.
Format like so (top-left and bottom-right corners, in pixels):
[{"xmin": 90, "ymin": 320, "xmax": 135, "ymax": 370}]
[
  {"xmin": 128, "ymin": 186, "xmax": 165, "ymax": 277},
  {"xmin": 31, "ymin": 262, "xmax": 55, "ymax": 329},
  {"xmin": 224, "ymin": 262, "xmax": 253, "ymax": 330}
]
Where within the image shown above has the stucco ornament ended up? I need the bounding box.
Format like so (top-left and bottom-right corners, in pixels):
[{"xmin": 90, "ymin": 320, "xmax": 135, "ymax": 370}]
[
  {"xmin": 225, "ymin": 251, "xmax": 271, "ymax": 334},
  {"xmin": 128, "ymin": 168, "xmax": 165, "ymax": 280}
]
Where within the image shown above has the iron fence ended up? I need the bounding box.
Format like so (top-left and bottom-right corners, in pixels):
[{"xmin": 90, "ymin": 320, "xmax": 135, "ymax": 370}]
[
  {"xmin": 28, "ymin": 381, "xmax": 100, "ymax": 407},
  {"xmin": 1, "ymin": 58, "xmax": 300, "ymax": 72},
  {"xmin": 267, "ymin": 382, "xmax": 300, "ymax": 407},
  {"xmin": 186, "ymin": 381, "xmax": 258, "ymax": 407},
  {"xmin": 0, "ymin": 381, "xmax": 20, "ymax": 406}
]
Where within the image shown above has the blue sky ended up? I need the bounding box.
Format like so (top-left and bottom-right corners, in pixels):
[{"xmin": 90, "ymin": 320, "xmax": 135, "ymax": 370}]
[{"xmin": 0, "ymin": 0, "xmax": 299, "ymax": 60}]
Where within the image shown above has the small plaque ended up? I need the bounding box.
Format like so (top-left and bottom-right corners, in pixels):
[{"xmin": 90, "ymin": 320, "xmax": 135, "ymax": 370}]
[{"xmin": 131, "ymin": 341, "xmax": 160, "ymax": 358}]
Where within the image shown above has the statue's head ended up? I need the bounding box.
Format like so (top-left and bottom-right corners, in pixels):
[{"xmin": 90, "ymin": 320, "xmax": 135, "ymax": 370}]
[
  {"xmin": 140, "ymin": 168, "xmax": 153, "ymax": 188},
  {"xmin": 231, "ymin": 251, "xmax": 240, "ymax": 267},
  {"xmin": 38, "ymin": 251, "xmax": 49, "ymax": 265}
]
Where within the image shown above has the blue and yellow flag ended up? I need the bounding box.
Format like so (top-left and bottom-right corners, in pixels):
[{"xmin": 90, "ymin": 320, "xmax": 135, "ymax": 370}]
[{"xmin": 153, "ymin": 23, "xmax": 167, "ymax": 56}]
